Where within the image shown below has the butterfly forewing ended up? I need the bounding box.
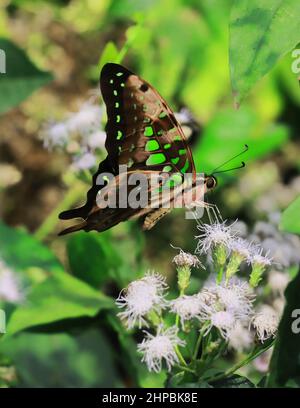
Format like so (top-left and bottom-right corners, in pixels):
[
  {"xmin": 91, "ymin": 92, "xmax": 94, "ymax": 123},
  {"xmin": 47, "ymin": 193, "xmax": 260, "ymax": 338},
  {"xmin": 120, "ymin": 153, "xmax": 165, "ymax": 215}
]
[{"xmin": 100, "ymin": 63, "xmax": 196, "ymax": 176}]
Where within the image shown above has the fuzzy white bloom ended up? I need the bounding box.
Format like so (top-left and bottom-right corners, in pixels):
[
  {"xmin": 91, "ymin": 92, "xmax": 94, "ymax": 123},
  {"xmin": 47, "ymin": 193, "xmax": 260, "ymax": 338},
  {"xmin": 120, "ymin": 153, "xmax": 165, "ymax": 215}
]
[
  {"xmin": 116, "ymin": 273, "xmax": 168, "ymax": 329},
  {"xmin": 268, "ymin": 270, "xmax": 289, "ymax": 296},
  {"xmin": 229, "ymin": 221, "xmax": 248, "ymax": 238},
  {"xmin": 229, "ymin": 238, "xmax": 253, "ymax": 260},
  {"xmin": 228, "ymin": 322, "xmax": 253, "ymax": 352},
  {"xmin": 0, "ymin": 261, "xmax": 24, "ymax": 303},
  {"xmin": 215, "ymin": 284, "xmax": 253, "ymax": 320},
  {"xmin": 252, "ymin": 305, "xmax": 279, "ymax": 342},
  {"xmin": 86, "ymin": 130, "xmax": 106, "ymax": 150},
  {"xmin": 197, "ymin": 278, "xmax": 254, "ymax": 338},
  {"xmin": 172, "ymin": 249, "xmax": 202, "ymax": 269},
  {"xmin": 138, "ymin": 326, "xmax": 185, "ymax": 372},
  {"xmin": 43, "ymin": 122, "xmax": 69, "ymax": 150},
  {"xmin": 248, "ymin": 246, "xmax": 272, "ymax": 267},
  {"xmin": 72, "ymin": 151, "xmax": 97, "ymax": 170},
  {"xmin": 169, "ymin": 295, "xmax": 202, "ymax": 324},
  {"xmin": 210, "ymin": 310, "xmax": 236, "ymax": 338},
  {"xmin": 66, "ymin": 102, "xmax": 103, "ymax": 136},
  {"xmin": 196, "ymin": 221, "xmax": 235, "ymax": 254}
]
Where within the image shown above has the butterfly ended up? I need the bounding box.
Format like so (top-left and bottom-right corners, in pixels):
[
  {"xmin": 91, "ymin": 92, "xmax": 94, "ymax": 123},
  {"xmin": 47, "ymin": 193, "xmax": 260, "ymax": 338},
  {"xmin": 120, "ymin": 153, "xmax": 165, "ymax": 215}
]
[{"xmin": 58, "ymin": 63, "xmax": 218, "ymax": 235}]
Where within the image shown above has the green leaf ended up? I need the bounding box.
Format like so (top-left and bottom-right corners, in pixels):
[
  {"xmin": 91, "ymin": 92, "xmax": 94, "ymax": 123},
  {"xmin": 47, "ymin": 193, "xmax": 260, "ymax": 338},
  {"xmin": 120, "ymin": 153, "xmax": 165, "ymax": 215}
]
[
  {"xmin": 0, "ymin": 221, "xmax": 64, "ymax": 275},
  {"xmin": 67, "ymin": 231, "xmax": 121, "ymax": 288},
  {"xmin": 193, "ymin": 107, "xmax": 288, "ymax": 173},
  {"xmin": 268, "ymin": 267, "xmax": 300, "ymax": 387},
  {"xmin": 279, "ymin": 195, "xmax": 300, "ymax": 234},
  {"xmin": 7, "ymin": 272, "xmax": 114, "ymax": 335},
  {"xmin": 0, "ymin": 38, "xmax": 53, "ymax": 114},
  {"xmin": 211, "ymin": 374, "xmax": 256, "ymax": 388},
  {"xmin": 0, "ymin": 329, "xmax": 120, "ymax": 387},
  {"xmin": 229, "ymin": 0, "xmax": 300, "ymax": 104}
]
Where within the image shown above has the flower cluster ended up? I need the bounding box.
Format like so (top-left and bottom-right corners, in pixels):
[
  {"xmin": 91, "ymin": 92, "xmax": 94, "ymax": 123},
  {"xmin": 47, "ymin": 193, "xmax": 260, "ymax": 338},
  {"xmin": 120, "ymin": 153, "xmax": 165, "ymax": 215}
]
[
  {"xmin": 41, "ymin": 96, "xmax": 105, "ymax": 171},
  {"xmin": 0, "ymin": 259, "xmax": 24, "ymax": 304},
  {"xmin": 116, "ymin": 221, "xmax": 280, "ymax": 374}
]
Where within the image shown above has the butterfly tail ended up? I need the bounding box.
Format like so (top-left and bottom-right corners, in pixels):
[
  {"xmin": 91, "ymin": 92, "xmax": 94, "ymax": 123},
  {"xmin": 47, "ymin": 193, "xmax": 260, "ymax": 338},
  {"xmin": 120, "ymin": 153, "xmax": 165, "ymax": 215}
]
[
  {"xmin": 58, "ymin": 220, "xmax": 88, "ymax": 236},
  {"xmin": 58, "ymin": 206, "xmax": 89, "ymax": 220}
]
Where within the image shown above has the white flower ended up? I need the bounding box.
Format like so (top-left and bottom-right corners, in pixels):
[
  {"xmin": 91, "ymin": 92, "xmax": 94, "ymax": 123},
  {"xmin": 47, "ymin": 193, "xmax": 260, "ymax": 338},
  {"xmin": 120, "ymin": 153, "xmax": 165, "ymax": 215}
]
[
  {"xmin": 210, "ymin": 310, "xmax": 236, "ymax": 339},
  {"xmin": 86, "ymin": 130, "xmax": 106, "ymax": 150},
  {"xmin": 43, "ymin": 122, "xmax": 69, "ymax": 150},
  {"xmin": 195, "ymin": 221, "xmax": 235, "ymax": 254},
  {"xmin": 215, "ymin": 284, "xmax": 253, "ymax": 320},
  {"xmin": 169, "ymin": 295, "xmax": 202, "ymax": 324},
  {"xmin": 0, "ymin": 261, "xmax": 24, "ymax": 303},
  {"xmin": 228, "ymin": 322, "xmax": 253, "ymax": 352},
  {"xmin": 137, "ymin": 326, "xmax": 185, "ymax": 372},
  {"xmin": 252, "ymin": 305, "xmax": 279, "ymax": 342},
  {"xmin": 172, "ymin": 249, "xmax": 201, "ymax": 269},
  {"xmin": 116, "ymin": 273, "xmax": 168, "ymax": 329},
  {"xmin": 229, "ymin": 238, "xmax": 253, "ymax": 260},
  {"xmin": 248, "ymin": 246, "xmax": 272, "ymax": 267},
  {"xmin": 66, "ymin": 102, "xmax": 103, "ymax": 136},
  {"xmin": 268, "ymin": 270, "xmax": 289, "ymax": 296},
  {"xmin": 229, "ymin": 221, "xmax": 248, "ymax": 238},
  {"xmin": 72, "ymin": 151, "xmax": 97, "ymax": 170}
]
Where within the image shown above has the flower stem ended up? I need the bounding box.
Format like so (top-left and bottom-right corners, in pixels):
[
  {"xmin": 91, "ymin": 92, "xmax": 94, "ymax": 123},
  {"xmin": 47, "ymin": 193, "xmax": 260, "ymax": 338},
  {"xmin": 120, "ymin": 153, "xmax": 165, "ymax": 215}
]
[
  {"xmin": 174, "ymin": 345, "xmax": 187, "ymax": 367},
  {"xmin": 192, "ymin": 323, "xmax": 208, "ymax": 361},
  {"xmin": 208, "ymin": 339, "xmax": 275, "ymax": 383}
]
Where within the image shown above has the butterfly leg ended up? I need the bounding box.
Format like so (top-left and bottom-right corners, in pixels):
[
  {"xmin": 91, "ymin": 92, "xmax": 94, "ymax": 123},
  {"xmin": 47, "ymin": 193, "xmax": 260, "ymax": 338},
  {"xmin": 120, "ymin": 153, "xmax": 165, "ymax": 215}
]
[{"xmin": 190, "ymin": 200, "xmax": 222, "ymax": 224}]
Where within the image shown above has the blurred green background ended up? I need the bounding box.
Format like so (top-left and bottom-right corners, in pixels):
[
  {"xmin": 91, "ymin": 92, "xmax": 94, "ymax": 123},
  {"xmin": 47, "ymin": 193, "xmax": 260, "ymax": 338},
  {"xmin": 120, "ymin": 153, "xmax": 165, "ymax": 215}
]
[{"xmin": 0, "ymin": 0, "xmax": 300, "ymax": 388}]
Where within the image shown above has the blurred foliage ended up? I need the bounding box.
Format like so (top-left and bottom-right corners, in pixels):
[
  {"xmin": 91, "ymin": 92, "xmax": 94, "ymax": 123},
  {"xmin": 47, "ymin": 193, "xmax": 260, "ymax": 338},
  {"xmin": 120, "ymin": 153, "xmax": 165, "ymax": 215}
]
[
  {"xmin": 280, "ymin": 196, "xmax": 300, "ymax": 234},
  {"xmin": 229, "ymin": 0, "xmax": 300, "ymax": 105},
  {"xmin": 0, "ymin": 0, "xmax": 300, "ymax": 389},
  {"xmin": 0, "ymin": 38, "xmax": 53, "ymax": 114},
  {"xmin": 268, "ymin": 268, "xmax": 300, "ymax": 387}
]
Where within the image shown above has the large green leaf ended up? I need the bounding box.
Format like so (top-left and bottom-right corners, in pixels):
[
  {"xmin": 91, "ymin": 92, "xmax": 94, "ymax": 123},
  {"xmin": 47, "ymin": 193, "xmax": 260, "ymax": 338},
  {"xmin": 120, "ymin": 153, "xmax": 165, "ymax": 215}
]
[
  {"xmin": 279, "ymin": 196, "xmax": 300, "ymax": 234},
  {"xmin": 67, "ymin": 231, "xmax": 122, "ymax": 288},
  {"xmin": 229, "ymin": 0, "xmax": 300, "ymax": 104},
  {"xmin": 0, "ymin": 38, "xmax": 53, "ymax": 114},
  {"xmin": 0, "ymin": 221, "xmax": 64, "ymax": 275},
  {"xmin": 193, "ymin": 107, "xmax": 288, "ymax": 173},
  {"xmin": 7, "ymin": 272, "xmax": 114, "ymax": 335},
  {"xmin": 0, "ymin": 329, "xmax": 121, "ymax": 387},
  {"xmin": 210, "ymin": 374, "xmax": 255, "ymax": 388},
  {"xmin": 268, "ymin": 268, "xmax": 300, "ymax": 387}
]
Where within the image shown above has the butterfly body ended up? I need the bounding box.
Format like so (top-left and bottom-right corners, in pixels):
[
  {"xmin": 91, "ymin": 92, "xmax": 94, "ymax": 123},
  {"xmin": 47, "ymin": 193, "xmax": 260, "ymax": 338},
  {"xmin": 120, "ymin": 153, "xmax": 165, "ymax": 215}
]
[{"xmin": 59, "ymin": 63, "xmax": 216, "ymax": 235}]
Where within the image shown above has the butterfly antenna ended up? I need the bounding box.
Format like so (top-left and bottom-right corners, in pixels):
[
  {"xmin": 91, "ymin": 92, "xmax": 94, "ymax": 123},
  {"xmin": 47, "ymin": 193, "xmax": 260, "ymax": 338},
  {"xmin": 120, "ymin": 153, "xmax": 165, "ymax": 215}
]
[
  {"xmin": 213, "ymin": 161, "xmax": 245, "ymax": 175},
  {"xmin": 211, "ymin": 144, "xmax": 249, "ymax": 174}
]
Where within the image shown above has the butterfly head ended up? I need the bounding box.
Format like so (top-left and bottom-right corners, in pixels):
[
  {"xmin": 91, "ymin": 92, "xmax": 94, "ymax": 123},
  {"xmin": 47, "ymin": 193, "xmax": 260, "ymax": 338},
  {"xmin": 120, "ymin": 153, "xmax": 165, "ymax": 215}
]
[{"xmin": 205, "ymin": 175, "xmax": 217, "ymax": 191}]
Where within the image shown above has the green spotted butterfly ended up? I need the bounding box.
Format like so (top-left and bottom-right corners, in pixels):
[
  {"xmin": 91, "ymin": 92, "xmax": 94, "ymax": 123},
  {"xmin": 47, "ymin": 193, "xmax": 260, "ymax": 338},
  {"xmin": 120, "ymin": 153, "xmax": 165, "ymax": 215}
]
[{"xmin": 58, "ymin": 63, "xmax": 217, "ymax": 235}]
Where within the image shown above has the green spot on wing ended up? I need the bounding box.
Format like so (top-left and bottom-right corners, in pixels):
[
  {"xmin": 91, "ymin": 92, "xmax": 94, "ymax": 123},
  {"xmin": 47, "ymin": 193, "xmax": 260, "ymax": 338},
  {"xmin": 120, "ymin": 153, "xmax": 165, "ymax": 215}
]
[
  {"xmin": 163, "ymin": 165, "xmax": 172, "ymax": 172},
  {"xmin": 171, "ymin": 157, "xmax": 180, "ymax": 165},
  {"xmin": 180, "ymin": 159, "xmax": 190, "ymax": 174},
  {"xmin": 145, "ymin": 140, "xmax": 160, "ymax": 152},
  {"xmin": 146, "ymin": 153, "xmax": 166, "ymax": 166},
  {"xmin": 113, "ymin": 90, "xmax": 118, "ymax": 96},
  {"xmin": 179, "ymin": 149, "xmax": 187, "ymax": 156},
  {"xmin": 144, "ymin": 126, "xmax": 154, "ymax": 137},
  {"xmin": 117, "ymin": 130, "xmax": 123, "ymax": 140},
  {"xmin": 116, "ymin": 115, "xmax": 121, "ymax": 123},
  {"xmin": 164, "ymin": 143, "xmax": 171, "ymax": 149},
  {"xmin": 159, "ymin": 112, "xmax": 167, "ymax": 119},
  {"xmin": 115, "ymin": 102, "xmax": 119, "ymax": 108},
  {"xmin": 116, "ymin": 72, "xmax": 123, "ymax": 77}
]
